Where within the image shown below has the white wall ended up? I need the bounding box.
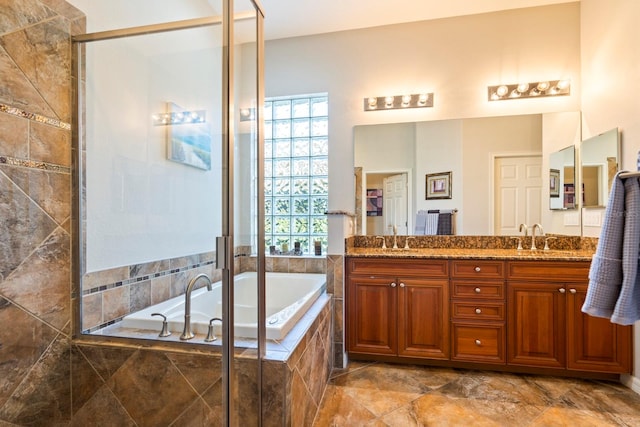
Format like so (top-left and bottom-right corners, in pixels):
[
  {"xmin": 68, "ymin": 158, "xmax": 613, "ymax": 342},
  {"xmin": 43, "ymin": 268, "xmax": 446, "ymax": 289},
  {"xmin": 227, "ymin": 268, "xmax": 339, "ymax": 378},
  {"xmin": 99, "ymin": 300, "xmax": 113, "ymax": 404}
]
[
  {"xmin": 265, "ymin": 2, "xmax": 581, "ymax": 251},
  {"xmin": 580, "ymin": 0, "xmax": 640, "ymax": 394},
  {"xmin": 86, "ymin": 35, "xmax": 223, "ymax": 272}
]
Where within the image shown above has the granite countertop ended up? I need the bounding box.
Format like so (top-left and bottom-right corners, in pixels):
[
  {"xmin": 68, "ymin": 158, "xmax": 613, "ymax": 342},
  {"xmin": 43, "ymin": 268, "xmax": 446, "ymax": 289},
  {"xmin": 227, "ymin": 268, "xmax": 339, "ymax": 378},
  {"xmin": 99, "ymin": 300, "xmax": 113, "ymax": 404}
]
[{"xmin": 346, "ymin": 247, "xmax": 594, "ymax": 261}]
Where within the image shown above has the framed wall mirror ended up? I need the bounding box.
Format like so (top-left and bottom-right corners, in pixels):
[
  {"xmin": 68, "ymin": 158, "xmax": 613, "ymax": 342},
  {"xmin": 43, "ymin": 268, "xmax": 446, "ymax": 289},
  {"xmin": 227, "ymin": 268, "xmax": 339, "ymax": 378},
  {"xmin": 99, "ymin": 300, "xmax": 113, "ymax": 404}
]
[
  {"xmin": 549, "ymin": 145, "xmax": 576, "ymax": 210},
  {"xmin": 580, "ymin": 128, "xmax": 620, "ymax": 208}
]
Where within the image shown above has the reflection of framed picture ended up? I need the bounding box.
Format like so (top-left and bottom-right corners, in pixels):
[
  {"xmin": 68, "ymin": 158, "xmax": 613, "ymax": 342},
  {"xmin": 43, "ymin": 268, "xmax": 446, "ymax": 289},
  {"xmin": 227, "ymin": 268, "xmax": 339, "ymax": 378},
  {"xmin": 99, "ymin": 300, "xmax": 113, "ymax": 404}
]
[
  {"xmin": 366, "ymin": 189, "xmax": 383, "ymax": 216},
  {"xmin": 426, "ymin": 171, "xmax": 452, "ymax": 200},
  {"xmin": 550, "ymin": 169, "xmax": 560, "ymax": 197}
]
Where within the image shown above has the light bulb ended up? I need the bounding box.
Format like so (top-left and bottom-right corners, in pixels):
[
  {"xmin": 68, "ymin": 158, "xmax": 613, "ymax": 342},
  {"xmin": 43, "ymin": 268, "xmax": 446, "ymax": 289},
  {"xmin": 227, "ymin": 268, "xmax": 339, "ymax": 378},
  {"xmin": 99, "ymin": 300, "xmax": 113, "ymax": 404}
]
[
  {"xmin": 516, "ymin": 83, "xmax": 529, "ymax": 93},
  {"xmin": 536, "ymin": 81, "xmax": 550, "ymax": 91},
  {"xmin": 367, "ymin": 97, "xmax": 378, "ymax": 109},
  {"xmin": 496, "ymin": 85, "xmax": 509, "ymax": 97},
  {"xmin": 418, "ymin": 94, "xmax": 429, "ymax": 105},
  {"xmin": 385, "ymin": 96, "xmax": 395, "ymax": 107},
  {"xmin": 401, "ymin": 95, "xmax": 412, "ymax": 106},
  {"xmin": 556, "ymin": 80, "xmax": 570, "ymax": 90}
]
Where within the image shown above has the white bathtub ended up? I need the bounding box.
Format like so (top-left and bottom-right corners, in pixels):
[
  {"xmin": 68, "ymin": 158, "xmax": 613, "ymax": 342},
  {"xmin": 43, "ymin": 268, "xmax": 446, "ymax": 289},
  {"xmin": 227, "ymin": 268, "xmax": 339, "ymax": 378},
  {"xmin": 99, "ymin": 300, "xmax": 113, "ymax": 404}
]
[{"xmin": 121, "ymin": 271, "xmax": 326, "ymax": 340}]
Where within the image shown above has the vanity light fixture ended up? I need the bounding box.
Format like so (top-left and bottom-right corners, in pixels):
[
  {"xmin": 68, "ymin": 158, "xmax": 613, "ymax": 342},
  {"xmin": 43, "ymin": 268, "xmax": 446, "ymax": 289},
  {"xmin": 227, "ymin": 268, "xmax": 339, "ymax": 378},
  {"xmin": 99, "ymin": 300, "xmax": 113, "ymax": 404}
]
[
  {"xmin": 152, "ymin": 109, "xmax": 206, "ymax": 126},
  {"xmin": 364, "ymin": 93, "xmax": 434, "ymax": 111},
  {"xmin": 488, "ymin": 79, "xmax": 570, "ymax": 101}
]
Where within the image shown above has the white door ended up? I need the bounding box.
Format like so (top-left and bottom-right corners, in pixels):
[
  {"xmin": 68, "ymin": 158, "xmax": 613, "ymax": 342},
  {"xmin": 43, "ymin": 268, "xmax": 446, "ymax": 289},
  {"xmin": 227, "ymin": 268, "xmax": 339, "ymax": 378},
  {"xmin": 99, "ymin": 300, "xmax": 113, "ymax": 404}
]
[
  {"xmin": 494, "ymin": 156, "xmax": 542, "ymax": 235},
  {"xmin": 383, "ymin": 173, "xmax": 408, "ymax": 235}
]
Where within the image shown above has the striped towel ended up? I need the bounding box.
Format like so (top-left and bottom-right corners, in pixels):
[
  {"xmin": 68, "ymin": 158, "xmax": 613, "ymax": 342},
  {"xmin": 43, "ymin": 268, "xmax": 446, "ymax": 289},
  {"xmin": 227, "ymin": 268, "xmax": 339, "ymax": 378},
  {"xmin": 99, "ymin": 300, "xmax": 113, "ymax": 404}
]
[{"xmin": 426, "ymin": 210, "xmax": 439, "ymax": 235}]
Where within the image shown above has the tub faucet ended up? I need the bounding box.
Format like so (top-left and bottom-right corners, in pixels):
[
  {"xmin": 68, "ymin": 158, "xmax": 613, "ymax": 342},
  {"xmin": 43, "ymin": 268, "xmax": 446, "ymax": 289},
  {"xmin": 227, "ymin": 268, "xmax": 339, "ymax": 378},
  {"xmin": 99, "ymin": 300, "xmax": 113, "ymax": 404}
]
[
  {"xmin": 531, "ymin": 223, "xmax": 544, "ymax": 251},
  {"xmin": 180, "ymin": 273, "xmax": 213, "ymax": 340}
]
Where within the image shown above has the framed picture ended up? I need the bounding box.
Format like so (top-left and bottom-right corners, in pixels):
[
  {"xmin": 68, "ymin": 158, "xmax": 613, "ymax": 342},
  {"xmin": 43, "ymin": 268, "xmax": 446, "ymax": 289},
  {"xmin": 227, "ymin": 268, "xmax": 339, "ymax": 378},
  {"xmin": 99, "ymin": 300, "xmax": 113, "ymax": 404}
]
[
  {"xmin": 166, "ymin": 103, "xmax": 211, "ymax": 170},
  {"xmin": 426, "ymin": 171, "xmax": 452, "ymax": 199},
  {"xmin": 549, "ymin": 168, "xmax": 560, "ymax": 197},
  {"xmin": 366, "ymin": 189, "xmax": 383, "ymax": 216}
]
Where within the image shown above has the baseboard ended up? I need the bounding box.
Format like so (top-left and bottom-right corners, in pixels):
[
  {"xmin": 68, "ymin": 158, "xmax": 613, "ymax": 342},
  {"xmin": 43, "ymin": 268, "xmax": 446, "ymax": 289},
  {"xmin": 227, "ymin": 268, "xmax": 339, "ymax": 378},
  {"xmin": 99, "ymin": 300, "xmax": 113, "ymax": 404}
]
[{"xmin": 621, "ymin": 374, "xmax": 640, "ymax": 395}]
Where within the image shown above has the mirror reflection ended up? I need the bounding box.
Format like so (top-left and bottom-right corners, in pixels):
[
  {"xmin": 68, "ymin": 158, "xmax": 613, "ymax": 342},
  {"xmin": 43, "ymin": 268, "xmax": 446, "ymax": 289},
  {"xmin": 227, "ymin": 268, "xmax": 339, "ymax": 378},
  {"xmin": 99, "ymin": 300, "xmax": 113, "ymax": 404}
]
[
  {"xmin": 549, "ymin": 146, "xmax": 576, "ymax": 210},
  {"xmin": 581, "ymin": 128, "xmax": 620, "ymax": 208},
  {"xmin": 355, "ymin": 113, "xmax": 580, "ymax": 236}
]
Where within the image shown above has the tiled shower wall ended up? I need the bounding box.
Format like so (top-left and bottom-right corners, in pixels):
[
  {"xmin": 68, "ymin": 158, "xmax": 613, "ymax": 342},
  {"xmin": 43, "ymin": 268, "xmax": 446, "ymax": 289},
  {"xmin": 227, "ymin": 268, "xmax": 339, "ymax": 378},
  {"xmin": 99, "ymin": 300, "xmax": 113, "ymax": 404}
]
[{"xmin": 0, "ymin": 0, "xmax": 80, "ymax": 424}]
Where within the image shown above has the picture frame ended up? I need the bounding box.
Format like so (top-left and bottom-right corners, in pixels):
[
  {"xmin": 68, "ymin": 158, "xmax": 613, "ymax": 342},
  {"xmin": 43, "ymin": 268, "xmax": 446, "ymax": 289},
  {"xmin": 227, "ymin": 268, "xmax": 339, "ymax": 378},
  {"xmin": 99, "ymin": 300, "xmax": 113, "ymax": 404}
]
[
  {"xmin": 549, "ymin": 168, "xmax": 560, "ymax": 197},
  {"xmin": 426, "ymin": 171, "xmax": 452, "ymax": 200},
  {"xmin": 166, "ymin": 102, "xmax": 211, "ymax": 170},
  {"xmin": 366, "ymin": 189, "xmax": 383, "ymax": 216}
]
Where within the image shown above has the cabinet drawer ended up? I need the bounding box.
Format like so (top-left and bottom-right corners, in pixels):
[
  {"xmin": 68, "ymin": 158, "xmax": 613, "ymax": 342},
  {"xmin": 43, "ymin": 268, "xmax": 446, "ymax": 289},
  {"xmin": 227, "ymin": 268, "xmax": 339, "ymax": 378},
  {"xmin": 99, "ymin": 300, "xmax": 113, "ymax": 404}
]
[
  {"xmin": 452, "ymin": 323, "xmax": 505, "ymax": 363},
  {"xmin": 451, "ymin": 280, "xmax": 504, "ymax": 300},
  {"xmin": 347, "ymin": 257, "xmax": 448, "ymax": 277},
  {"xmin": 507, "ymin": 261, "xmax": 590, "ymax": 281},
  {"xmin": 451, "ymin": 302, "xmax": 505, "ymax": 321},
  {"xmin": 451, "ymin": 260, "xmax": 505, "ymax": 279}
]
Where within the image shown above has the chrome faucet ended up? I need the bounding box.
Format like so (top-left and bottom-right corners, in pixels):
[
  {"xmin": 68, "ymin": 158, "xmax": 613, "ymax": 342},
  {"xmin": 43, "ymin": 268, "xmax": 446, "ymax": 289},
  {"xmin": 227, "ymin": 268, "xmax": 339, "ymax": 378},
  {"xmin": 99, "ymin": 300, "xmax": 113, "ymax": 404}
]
[
  {"xmin": 180, "ymin": 273, "xmax": 213, "ymax": 340},
  {"xmin": 519, "ymin": 223, "xmax": 529, "ymax": 237},
  {"xmin": 531, "ymin": 223, "xmax": 544, "ymax": 250}
]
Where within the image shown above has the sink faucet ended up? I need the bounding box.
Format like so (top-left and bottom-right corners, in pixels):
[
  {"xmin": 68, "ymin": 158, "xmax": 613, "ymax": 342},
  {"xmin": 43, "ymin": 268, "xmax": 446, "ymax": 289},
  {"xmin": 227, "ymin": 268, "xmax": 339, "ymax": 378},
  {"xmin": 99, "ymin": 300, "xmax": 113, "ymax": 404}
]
[
  {"xmin": 390, "ymin": 225, "xmax": 398, "ymax": 249},
  {"xmin": 519, "ymin": 223, "xmax": 529, "ymax": 237},
  {"xmin": 531, "ymin": 223, "xmax": 544, "ymax": 250},
  {"xmin": 180, "ymin": 273, "xmax": 213, "ymax": 340}
]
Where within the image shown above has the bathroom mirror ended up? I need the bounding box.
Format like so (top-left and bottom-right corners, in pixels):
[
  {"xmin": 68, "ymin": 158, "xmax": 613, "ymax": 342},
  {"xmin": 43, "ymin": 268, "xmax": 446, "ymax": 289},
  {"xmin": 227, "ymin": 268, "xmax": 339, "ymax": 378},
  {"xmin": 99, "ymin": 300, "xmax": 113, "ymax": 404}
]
[
  {"xmin": 354, "ymin": 112, "xmax": 580, "ymax": 236},
  {"xmin": 549, "ymin": 145, "xmax": 576, "ymax": 210},
  {"xmin": 580, "ymin": 128, "xmax": 620, "ymax": 208}
]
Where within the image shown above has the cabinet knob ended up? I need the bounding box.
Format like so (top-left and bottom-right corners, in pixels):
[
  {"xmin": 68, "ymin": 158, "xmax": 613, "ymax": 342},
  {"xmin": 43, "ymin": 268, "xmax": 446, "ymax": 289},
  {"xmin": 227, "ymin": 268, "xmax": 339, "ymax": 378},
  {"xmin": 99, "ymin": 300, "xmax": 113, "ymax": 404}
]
[
  {"xmin": 569, "ymin": 288, "xmax": 577, "ymax": 294},
  {"xmin": 475, "ymin": 308, "xmax": 482, "ymax": 314},
  {"xmin": 399, "ymin": 282, "xmax": 405, "ymax": 288},
  {"xmin": 390, "ymin": 282, "xmax": 397, "ymax": 288},
  {"xmin": 474, "ymin": 287, "xmax": 481, "ymax": 293},
  {"xmin": 558, "ymin": 288, "xmax": 566, "ymax": 293},
  {"xmin": 475, "ymin": 339, "xmax": 482, "ymax": 346},
  {"xmin": 474, "ymin": 266, "xmax": 481, "ymax": 272}
]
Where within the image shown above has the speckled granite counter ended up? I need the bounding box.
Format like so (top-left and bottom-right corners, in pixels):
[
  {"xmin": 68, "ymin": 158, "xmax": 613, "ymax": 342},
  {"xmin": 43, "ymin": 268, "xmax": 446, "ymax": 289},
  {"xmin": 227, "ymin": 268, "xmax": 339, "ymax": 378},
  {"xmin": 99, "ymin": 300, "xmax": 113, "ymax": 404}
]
[
  {"xmin": 346, "ymin": 247, "xmax": 594, "ymax": 261},
  {"xmin": 346, "ymin": 235, "xmax": 597, "ymax": 261}
]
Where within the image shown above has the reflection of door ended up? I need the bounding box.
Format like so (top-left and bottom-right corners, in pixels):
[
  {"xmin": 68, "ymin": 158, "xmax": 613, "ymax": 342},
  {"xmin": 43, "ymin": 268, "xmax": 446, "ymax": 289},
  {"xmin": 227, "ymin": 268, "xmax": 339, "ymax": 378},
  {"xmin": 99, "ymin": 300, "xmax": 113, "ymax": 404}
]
[
  {"xmin": 383, "ymin": 174, "xmax": 408, "ymax": 235},
  {"xmin": 494, "ymin": 156, "xmax": 542, "ymax": 235}
]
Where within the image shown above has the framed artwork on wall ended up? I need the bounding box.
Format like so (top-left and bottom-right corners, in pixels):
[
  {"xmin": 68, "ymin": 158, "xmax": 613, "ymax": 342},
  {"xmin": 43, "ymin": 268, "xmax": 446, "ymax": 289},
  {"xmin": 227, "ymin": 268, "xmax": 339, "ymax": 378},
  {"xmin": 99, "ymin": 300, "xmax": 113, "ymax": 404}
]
[
  {"xmin": 550, "ymin": 168, "xmax": 560, "ymax": 197},
  {"xmin": 426, "ymin": 171, "xmax": 452, "ymax": 199},
  {"xmin": 366, "ymin": 189, "xmax": 383, "ymax": 216}
]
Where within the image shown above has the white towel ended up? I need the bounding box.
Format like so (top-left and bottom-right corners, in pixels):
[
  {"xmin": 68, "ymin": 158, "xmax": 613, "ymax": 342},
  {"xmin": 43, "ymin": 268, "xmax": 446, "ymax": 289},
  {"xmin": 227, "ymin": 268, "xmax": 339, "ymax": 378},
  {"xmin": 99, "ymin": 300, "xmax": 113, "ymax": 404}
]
[{"xmin": 426, "ymin": 212, "xmax": 439, "ymax": 235}]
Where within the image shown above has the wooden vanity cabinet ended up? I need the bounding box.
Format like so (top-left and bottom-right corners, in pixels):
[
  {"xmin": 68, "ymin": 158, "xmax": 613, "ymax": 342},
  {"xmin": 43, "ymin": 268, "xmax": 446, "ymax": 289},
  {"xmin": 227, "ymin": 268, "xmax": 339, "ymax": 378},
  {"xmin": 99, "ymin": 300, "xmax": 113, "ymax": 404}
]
[
  {"xmin": 346, "ymin": 258, "xmax": 449, "ymax": 360},
  {"xmin": 450, "ymin": 260, "xmax": 506, "ymax": 364},
  {"xmin": 507, "ymin": 261, "xmax": 631, "ymax": 373}
]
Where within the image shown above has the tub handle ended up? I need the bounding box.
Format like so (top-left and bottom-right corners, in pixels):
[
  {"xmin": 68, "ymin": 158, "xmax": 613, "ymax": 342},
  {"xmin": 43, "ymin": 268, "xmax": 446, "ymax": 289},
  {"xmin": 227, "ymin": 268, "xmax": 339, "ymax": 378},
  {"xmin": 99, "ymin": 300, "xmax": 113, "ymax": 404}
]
[
  {"xmin": 206, "ymin": 317, "xmax": 223, "ymax": 342},
  {"xmin": 151, "ymin": 313, "xmax": 171, "ymax": 337}
]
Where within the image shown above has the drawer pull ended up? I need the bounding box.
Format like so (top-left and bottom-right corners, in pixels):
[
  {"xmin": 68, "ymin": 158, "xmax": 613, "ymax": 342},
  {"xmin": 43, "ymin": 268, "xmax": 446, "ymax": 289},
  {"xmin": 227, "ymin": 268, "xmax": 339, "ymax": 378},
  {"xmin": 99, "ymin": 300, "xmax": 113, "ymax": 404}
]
[
  {"xmin": 475, "ymin": 308, "xmax": 482, "ymax": 314},
  {"xmin": 474, "ymin": 287, "xmax": 481, "ymax": 293},
  {"xmin": 475, "ymin": 339, "xmax": 482, "ymax": 346},
  {"xmin": 558, "ymin": 288, "xmax": 566, "ymax": 293},
  {"xmin": 569, "ymin": 288, "xmax": 576, "ymax": 294},
  {"xmin": 390, "ymin": 282, "xmax": 397, "ymax": 288},
  {"xmin": 474, "ymin": 266, "xmax": 481, "ymax": 272},
  {"xmin": 399, "ymin": 282, "xmax": 405, "ymax": 288}
]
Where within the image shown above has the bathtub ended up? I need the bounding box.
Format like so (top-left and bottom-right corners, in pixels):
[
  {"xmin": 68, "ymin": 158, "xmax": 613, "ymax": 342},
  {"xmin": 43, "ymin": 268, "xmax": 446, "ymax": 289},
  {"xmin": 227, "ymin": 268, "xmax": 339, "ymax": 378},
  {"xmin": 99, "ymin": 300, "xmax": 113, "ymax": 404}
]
[{"xmin": 121, "ymin": 271, "xmax": 326, "ymax": 340}]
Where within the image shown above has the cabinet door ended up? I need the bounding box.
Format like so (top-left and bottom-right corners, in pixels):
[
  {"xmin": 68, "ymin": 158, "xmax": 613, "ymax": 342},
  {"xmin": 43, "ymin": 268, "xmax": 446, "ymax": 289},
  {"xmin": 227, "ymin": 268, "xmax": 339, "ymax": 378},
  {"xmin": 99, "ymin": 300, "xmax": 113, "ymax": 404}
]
[
  {"xmin": 347, "ymin": 276, "xmax": 397, "ymax": 355},
  {"xmin": 397, "ymin": 278, "xmax": 449, "ymax": 359},
  {"xmin": 508, "ymin": 281, "xmax": 565, "ymax": 368},
  {"xmin": 567, "ymin": 285, "xmax": 632, "ymax": 373}
]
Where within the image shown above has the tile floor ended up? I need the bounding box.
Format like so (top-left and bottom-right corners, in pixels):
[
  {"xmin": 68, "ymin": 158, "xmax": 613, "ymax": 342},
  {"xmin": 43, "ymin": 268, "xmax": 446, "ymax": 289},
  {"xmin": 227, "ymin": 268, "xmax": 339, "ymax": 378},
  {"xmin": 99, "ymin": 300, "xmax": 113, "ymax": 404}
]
[{"xmin": 313, "ymin": 362, "xmax": 640, "ymax": 426}]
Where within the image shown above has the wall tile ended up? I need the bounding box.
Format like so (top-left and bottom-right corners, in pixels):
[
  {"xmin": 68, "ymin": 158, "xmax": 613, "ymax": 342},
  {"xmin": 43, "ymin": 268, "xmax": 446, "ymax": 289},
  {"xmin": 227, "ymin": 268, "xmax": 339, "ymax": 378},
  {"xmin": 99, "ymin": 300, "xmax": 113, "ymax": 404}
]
[
  {"xmin": 129, "ymin": 280, "xmax": 150, "ymax": 313},
  {"xmin": 81, "ymin": 292, "xmax": 102, "ymax": 330},
  {"xmin": 0, "ymin": 334, "xmax": 71, "ymax": 425},
  {"xmin": 70, "ymin": 385, "xmax": 135, "ymax": 427},
  {"xmin": 0, "ymin": 113, "xmax": 28, "ymax": 158},
  {"xmin": 0, "ymin": 170, "xmax": 58, "ymax": 281},
  {"xmin": 75, "ymin": 345, "xmax": 136, "ymax": 383},
  {"xmin": 0, "ymin": 16, "xmax": 71, "ymax": 121},
  {"xmin": 102, "ymin": 286, "xmax": 129, "ymax": 322},
  {"xmin": 106, "ymin": 350, "xmax": 199, "ymax": 426},
  {"xmin": 0, "ymin": 0, "xmax": 56, "ymax": 34},
  {"xmin": 0, "ymin": 298, "xmax": 59, "ymax": 410},
  {"xmin": 0, "ymin": 227, "xmax": 70, "ymax": 330},
  {"xmin": 30, "ymin": 120, "xmax": 71, "ymax": 166},
  {"xmin": 166, "ymin": 352, "xmax": 222, "ymax": 395},
  {"xmin": 150, "ymin": 275, "xmax": 171, "ymax": 305}
]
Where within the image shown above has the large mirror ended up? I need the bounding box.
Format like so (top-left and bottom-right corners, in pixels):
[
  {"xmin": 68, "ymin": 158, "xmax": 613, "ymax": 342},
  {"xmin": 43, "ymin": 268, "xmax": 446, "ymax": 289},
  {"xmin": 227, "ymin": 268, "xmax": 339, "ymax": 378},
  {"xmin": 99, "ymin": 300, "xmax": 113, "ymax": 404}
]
[
  {"xmin": 549, "ymin": 146, "xmax": 577, "ymax": 210},
  {"xmin": 581, "ymin": 128, "xmax": 620, "ymax": 208},
  {"xmin": 354, "ymin": 112, "xmax": 581, "ymax": 237}
]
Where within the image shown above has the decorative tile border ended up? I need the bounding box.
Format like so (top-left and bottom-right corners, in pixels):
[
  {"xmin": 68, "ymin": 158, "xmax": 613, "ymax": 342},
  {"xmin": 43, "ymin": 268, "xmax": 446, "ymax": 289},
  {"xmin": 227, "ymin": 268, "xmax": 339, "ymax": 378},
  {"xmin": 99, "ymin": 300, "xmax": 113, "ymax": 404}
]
[
  {"xmin": 0, "ymin": 102, "xmax": 71, "ymax": 130},
  {"xmin": 0, "ymin": 155, "xmax": 71, "ymax": 173}
]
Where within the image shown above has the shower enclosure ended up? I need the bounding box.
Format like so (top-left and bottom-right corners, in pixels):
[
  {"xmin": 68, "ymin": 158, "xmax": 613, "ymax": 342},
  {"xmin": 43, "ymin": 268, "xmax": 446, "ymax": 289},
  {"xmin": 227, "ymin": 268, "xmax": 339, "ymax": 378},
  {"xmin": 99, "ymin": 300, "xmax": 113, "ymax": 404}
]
[{"xmin": 72, "ymin": 0, "xmax": 265, "ymax": 424}]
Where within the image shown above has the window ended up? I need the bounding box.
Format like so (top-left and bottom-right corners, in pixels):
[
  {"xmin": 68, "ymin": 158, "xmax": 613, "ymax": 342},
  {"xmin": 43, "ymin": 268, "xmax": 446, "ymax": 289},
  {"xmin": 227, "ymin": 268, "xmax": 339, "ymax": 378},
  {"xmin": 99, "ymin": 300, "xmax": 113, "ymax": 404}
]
[{"xmin": 264, "ymin": 94, "xmax": 328, "ymax": 254}]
